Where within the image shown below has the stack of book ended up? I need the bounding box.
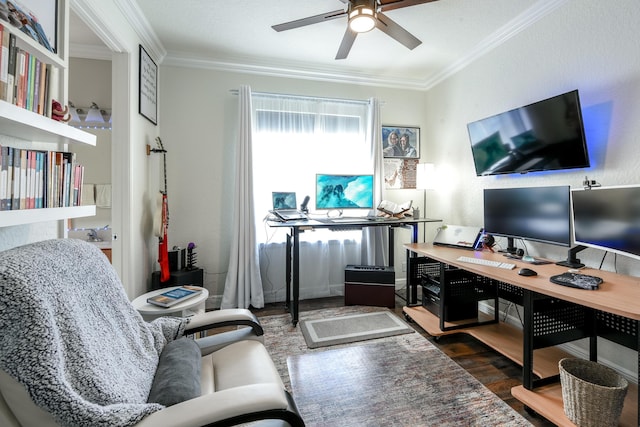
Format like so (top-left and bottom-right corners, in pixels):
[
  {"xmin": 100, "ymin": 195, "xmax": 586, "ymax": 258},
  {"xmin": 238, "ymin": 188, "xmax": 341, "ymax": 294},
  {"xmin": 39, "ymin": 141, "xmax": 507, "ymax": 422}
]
[
  {"xmin": 0, "ymin": 146, "xmax": 84, "ymax": 211},
  {"xmin": 0, "ymin": 24, "xmax": 52, "ymax": 117}
]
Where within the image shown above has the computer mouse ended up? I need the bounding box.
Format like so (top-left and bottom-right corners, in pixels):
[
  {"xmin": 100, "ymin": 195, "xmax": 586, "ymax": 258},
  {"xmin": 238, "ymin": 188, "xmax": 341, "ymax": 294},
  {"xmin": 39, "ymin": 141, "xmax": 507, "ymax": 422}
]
[{"xmin": 518, "ymin": 268, "xmax": 538, "ymax": 277}]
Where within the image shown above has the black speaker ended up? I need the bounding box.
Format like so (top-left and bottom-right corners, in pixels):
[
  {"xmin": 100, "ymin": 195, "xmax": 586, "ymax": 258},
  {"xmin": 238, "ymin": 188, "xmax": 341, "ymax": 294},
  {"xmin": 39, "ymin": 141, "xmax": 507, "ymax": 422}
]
[{"xmin": 516, "ymin": 248, "xmax": 525, "ymax": 257}]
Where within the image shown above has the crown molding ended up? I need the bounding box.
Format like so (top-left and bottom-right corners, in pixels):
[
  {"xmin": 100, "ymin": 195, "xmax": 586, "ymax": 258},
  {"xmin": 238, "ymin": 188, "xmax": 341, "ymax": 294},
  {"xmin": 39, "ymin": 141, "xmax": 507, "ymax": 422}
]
[
  {"xmin": 112, "ymin": 0, "xmax": 166, "ymax": 62},
  {"xmin": 70, "ymin": 0, "xmax": 166, "ymax": 62},
  {"xmin": 161, "ymin": 53, "xmax": 429, "ymax": 91},
  {"xmin": 70, "ymin": 0, "xmax": 125, "ymax": 54}
]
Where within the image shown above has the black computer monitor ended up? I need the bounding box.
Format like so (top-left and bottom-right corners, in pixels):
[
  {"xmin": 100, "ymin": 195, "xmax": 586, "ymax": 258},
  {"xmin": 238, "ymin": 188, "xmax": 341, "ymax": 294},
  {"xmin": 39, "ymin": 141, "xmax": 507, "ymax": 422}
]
[
  {"xmin": 571, "ymin": 185, "xmax": 640, "ymax": 261},
  {"xmin": 483, "ymin": 185, "xmax": 572, "ymax": 253}
]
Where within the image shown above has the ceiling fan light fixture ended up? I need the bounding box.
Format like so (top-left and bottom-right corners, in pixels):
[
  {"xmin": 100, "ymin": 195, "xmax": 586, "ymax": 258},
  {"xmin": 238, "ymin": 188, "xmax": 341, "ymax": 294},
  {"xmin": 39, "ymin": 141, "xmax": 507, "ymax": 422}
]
[{"xmin": 348, "ymin": 3, "xmax": 376, "ymax": 33}]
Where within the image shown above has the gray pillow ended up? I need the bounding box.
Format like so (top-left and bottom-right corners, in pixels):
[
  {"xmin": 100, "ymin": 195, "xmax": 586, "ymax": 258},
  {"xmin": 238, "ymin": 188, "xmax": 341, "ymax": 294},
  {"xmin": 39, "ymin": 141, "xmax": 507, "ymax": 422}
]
[{"xmin": 147, "ymin": 338, "xmax": 201, "ymax": 406}]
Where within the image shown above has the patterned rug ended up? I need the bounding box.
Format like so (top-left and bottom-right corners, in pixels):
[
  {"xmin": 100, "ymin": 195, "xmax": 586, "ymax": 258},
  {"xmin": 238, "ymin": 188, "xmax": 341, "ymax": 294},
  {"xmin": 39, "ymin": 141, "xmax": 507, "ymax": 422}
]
[{"xmin": 260, "ymin": 305, "xmax": 532, "ymax": 426}]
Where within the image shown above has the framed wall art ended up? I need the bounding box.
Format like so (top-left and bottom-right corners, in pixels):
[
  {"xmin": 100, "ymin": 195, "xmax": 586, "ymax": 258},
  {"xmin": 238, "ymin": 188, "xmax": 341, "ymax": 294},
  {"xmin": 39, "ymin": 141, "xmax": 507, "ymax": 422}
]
[
  {"xmin": 382, "ymin": 125, "xmax": 420, "ymax": 159},
  {"xmin": 384, "ymin": 158, "xmax": 418, "ymax": 189},
  {"xmin": 5, "ymin": 0, "xmax": 58, "ymax": 53},
  {"xmin": 139, "ymin": 44, "xmax": 157, "ymax": 125}
]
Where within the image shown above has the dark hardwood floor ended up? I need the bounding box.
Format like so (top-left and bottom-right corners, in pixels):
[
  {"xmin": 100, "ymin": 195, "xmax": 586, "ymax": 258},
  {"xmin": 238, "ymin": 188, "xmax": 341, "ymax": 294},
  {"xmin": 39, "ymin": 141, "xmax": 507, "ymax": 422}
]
[{"xmin": 252, "ymin": 294, "xmax": 555, "ymax": 427}]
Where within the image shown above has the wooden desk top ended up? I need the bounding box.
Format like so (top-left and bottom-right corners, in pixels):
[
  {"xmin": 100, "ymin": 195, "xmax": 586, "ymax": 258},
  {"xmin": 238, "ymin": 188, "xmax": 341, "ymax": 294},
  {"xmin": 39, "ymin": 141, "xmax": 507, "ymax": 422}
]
[{"xmin": 405, "ymin": 243, "xmax": 640, "ymax": 321}]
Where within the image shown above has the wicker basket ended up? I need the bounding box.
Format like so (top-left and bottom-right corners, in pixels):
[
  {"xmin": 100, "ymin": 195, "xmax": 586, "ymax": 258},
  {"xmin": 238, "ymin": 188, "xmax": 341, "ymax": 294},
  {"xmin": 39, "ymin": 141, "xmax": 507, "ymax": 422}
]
[{"xmin": 559, "ymin": 358, "xmax": 628, "ymax": 427}]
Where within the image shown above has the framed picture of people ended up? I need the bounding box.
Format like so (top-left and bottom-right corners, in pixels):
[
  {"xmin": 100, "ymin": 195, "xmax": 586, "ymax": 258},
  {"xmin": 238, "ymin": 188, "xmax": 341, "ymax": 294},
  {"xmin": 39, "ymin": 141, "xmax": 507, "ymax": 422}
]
[{"xmin": 382, "ymin": 125, "xmax": 420, "ymax": 158}]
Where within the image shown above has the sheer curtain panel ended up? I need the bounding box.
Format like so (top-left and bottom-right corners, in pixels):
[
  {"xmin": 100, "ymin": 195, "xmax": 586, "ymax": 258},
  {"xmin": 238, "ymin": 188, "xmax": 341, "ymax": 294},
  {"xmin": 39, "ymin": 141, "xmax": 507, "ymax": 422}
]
[{"xmin": 221, "ymin": 85, "xmax": 264, "ymax": 309}]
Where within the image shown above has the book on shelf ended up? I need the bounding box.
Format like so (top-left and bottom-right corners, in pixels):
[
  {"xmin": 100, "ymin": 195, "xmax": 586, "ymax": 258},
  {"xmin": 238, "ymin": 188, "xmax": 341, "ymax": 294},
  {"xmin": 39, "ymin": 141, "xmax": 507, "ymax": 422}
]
[
  {"xmin": 377, "ymin": 200, "xmax": 413, "ymax": 217},
  {"xmin": 0, "ymin": 32, "xmax": 50, "ymax": 115},
  {"xmin": 147, "ymin": 285, "xmax": 203, "ymax": 308},
  {"xmin": 0, "ymin": 146, "xmax": 84, "ymax": 211},
  {"xmin": 0, "ymin": 24, "xmax": 7, "ymax": 101},
  {"xmin": 6, "ymin": 32, "xmax": 16, "ymax": 104}
]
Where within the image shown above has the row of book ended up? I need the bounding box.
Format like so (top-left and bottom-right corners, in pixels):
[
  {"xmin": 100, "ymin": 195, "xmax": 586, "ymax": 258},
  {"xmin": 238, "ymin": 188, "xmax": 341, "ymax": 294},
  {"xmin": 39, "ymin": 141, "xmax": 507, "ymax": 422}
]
[
  {"xmin": 0, "ymin": 145, "xmax": 84, "ymax": 211},
  {"xmin": 0, "ymin": 23, "xmax": 52, "ymax": 116}
]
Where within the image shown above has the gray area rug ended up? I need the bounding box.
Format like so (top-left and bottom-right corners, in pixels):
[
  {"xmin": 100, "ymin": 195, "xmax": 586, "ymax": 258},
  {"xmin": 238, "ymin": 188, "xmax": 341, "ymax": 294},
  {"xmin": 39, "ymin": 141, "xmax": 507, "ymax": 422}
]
[
  {"xmin": 259, "ymin": 306, "xmax": 532, "ymax": 427},
  {"xmin": 299, "ymin": 310, "xmax": 412, "ymax": 348}
]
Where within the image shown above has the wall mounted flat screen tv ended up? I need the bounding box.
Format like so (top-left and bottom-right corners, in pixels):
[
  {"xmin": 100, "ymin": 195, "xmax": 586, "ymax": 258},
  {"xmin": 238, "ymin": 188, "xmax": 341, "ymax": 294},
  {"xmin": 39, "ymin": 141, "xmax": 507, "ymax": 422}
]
[
  {"xmin": 468, "ymin": 90, "xmax": 590, "ymax": 176},
  {"xmin": 483, "ymin": 185, "xmax": 571, "ymax": 252},
  {"xmin": 315, "ymin": 174, "xmax": 374, "ymax": 210},
  {"xmin": 572, "ymin": 185, "xmax": 640, "ymax": 261}
]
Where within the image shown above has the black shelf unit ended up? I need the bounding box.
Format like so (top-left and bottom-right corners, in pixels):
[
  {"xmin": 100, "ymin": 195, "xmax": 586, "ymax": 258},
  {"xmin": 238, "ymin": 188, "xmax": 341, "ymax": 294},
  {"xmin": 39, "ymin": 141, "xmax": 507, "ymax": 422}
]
[{"xmin": 408, "ymin": 256, "xmax": 499, "ymax": 331}]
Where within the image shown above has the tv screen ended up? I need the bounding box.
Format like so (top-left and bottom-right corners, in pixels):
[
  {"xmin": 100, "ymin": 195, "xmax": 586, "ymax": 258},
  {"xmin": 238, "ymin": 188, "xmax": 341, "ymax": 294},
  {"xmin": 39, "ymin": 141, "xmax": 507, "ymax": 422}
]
[
  {"xmin": 572, "ymin": 185, "xmax": 640, "ymax": 261},
  {"xmin": 468, "ymin": 90, "xmax": 589, "ymax": 176},
  {"xmin": 315, "ymin": 174, "xmax": 374, "ymax": 210},
  {"xmin": 483, "ymin": 185, "xmax": 571, "ymax": 251}
]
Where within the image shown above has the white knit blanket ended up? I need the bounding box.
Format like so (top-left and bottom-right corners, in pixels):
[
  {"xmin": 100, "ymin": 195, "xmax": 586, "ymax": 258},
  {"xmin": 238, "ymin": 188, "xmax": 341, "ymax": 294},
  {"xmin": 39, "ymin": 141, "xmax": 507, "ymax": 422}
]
[{"xmin": 0, "ymin": 239, "xmax": 187, "ymax": 427}]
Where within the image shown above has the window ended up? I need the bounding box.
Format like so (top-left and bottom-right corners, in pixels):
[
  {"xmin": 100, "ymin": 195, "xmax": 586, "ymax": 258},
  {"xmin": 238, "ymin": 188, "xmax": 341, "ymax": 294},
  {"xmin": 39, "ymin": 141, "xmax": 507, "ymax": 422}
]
[
  {"xmin": 251, "ymin": 94, "xmax": 373, "ymax": 302},
  {"xmin": 252, "ymin": 94, "xmax": 372, "ymax": 237}
]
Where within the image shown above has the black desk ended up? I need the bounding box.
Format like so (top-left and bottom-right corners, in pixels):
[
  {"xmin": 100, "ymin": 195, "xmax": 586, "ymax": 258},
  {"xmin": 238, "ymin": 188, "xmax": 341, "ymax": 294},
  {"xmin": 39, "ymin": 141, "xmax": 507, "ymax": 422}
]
[{"xmin": 268, "ymin": 217, "xmax": 442, "ymax": 326}]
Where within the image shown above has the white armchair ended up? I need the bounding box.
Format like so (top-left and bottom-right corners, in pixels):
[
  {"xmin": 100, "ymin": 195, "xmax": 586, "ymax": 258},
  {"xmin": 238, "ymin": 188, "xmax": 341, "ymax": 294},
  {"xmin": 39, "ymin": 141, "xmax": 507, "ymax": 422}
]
[{"xmin": 0, "ymin": 239, "xmax": 304, "ymax": 427}]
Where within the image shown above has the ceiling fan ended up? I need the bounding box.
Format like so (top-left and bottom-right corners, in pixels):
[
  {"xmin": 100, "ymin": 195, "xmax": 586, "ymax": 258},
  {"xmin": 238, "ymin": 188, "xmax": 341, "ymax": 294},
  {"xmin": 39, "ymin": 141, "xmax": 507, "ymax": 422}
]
[{"xmin": 272, "ymin": 0, "xmax": 438, "ymax": 60}]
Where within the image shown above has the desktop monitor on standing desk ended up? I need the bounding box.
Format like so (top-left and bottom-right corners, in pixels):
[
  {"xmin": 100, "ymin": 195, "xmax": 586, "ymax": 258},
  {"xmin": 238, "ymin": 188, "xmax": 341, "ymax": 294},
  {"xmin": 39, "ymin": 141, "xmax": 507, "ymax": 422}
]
[{"xmin": 315, "ymin": 174, "xmax": 374, "ymax": 214}]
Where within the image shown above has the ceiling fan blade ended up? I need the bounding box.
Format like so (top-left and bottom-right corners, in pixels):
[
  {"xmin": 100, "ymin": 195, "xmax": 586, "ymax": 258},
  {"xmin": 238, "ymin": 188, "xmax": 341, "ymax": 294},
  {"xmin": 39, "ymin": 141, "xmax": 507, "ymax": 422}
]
[
  {"xmin": 272, "ymin": 9, "xmax": 347, "ymax": 32},
  {"xmin": 379, "ymin": 0, "xmax": 438, "ymax": 13},
  {"xmin": 375, "ymin": 12, "xmax": 422, "ymax": 50},
  {"xmin": 335, "ymin": 28, "xmax": 357, "ymax": 60}
]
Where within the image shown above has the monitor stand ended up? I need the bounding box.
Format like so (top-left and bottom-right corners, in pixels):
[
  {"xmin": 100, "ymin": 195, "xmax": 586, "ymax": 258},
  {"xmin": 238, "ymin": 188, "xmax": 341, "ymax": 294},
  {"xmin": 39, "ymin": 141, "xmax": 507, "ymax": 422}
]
[
  {"xmin": 556, "ymin": 245, "xmax": 587, "ymax": 268},
  {"xmin": 497, "ymin": 237, "xmax": 518, "ymax": 254}
]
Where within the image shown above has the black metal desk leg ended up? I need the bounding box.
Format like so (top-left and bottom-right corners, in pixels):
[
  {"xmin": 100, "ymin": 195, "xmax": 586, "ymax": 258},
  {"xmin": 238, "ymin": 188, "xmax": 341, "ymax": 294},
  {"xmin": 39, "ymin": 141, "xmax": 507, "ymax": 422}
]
[
  {"xmin": 292, "ymin": 228, "xmax": 300, "ymax": 326},
  {"xmin": 405, "ymin": 249, "xmax": 415, "ymax": 305},
  {"xmin": 388, "ymin": 227, "xmax": 394, "ymax": 267},
  {"xmin": 523, "ymin": 290, "xmax": 534, "ymax": 390},
  {"xmin": 285, "ymin": 233, "xmax": 292, "ymax": 312}
]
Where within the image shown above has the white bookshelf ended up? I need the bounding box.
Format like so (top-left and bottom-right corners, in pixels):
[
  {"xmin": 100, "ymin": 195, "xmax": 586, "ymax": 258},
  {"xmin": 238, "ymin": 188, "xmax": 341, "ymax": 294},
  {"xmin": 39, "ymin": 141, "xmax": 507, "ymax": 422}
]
[{"xmin": 0, "ymin": 0, "xmax": 96, "ymax": 228}]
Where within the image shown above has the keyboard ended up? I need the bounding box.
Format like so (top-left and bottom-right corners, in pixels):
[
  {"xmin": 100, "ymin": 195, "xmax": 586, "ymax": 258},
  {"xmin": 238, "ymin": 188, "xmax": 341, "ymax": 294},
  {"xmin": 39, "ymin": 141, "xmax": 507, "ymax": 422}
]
[
  {"xmin": 550, "ymin": 272, "xmax": 602, "ymax": 290},
  {"xmin": 456, "ymin": 256, "xmax": 516, "ymax": 270}
]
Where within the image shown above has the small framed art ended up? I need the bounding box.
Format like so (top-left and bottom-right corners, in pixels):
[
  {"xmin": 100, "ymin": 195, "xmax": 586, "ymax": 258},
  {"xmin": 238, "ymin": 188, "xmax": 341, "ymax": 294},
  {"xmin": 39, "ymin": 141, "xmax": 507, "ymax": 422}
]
[
  {"xmin": 6, "ymin": 0, "xmax": 58, "ymax": 52},
  {"xmin": 382, "ymin": 125, "xmax": 420, "ymax": 158},
  {"xmin": 139, "ymin": 44, "xmax": 157, "ymax": 125}
]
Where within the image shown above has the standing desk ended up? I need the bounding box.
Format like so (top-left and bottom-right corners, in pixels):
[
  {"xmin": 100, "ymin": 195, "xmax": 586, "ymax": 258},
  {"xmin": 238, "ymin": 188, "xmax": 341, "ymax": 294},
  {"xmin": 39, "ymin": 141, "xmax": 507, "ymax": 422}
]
[
  {"xmin": 403, "ymin": 243, "xmax": 640, "ymax": 426},
  {"xmin": 267, "ymin": 217, "xmax": 442, "ymax": 326}
]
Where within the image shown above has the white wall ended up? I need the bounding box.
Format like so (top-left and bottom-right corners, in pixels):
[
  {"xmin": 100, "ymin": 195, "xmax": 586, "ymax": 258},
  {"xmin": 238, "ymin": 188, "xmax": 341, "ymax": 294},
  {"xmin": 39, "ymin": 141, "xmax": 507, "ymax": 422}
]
[
  {"xmin": 157, "ymin": 68, "xmax": 427, "ymax": 306},
  {"xmin": 422, "ymin": 0, "xmax": 640, "ymax": 378}
]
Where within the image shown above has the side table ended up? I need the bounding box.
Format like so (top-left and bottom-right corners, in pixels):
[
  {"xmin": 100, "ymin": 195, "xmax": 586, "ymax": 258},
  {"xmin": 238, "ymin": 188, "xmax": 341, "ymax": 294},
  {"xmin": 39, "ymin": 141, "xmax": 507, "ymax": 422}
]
[{"xmin": 132, "ymin": 286, "xmax": 209, "ymax": 322}]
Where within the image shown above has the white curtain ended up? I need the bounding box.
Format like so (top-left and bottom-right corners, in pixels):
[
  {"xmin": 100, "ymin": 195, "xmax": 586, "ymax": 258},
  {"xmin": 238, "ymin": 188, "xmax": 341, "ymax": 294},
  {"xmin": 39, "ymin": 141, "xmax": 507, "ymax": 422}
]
[
  {"xmin": 252, "ymin": 93, "xmax": 381, "ymax": 302},
  {"xmin": 362, "ymin": 97, "xmax": 388, "ymax": 265},
  {"xmin": 221, "ymin": 85, "xmax": 264, "ymax": 309}
]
